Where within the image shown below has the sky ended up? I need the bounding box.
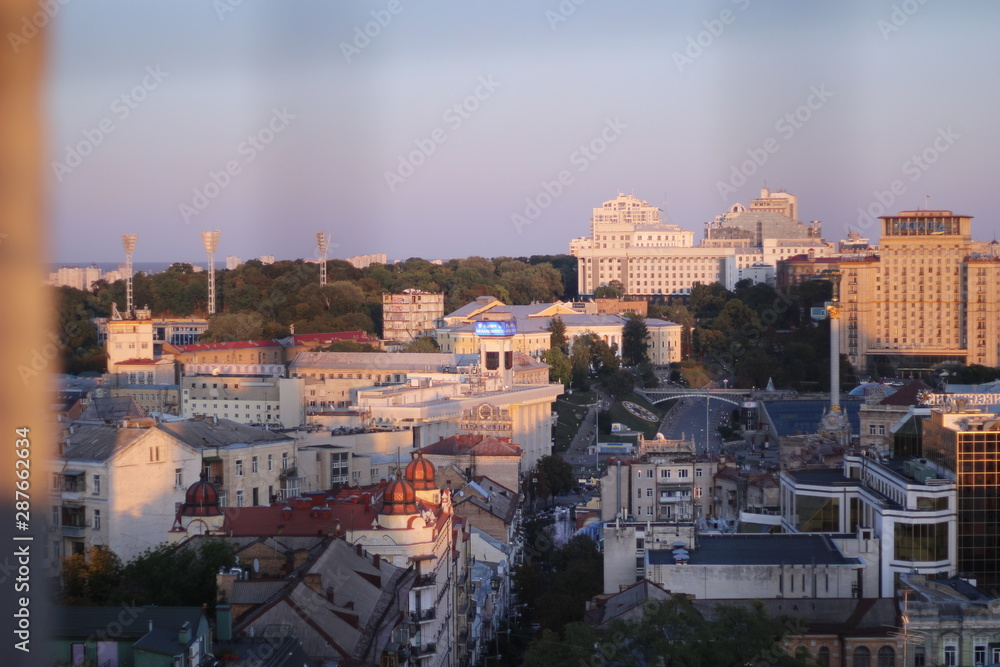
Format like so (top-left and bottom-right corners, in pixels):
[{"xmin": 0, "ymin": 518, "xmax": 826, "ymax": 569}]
[{"xmin": 45, "ymin": 0, "xmax": 1000, "ymax": 264}]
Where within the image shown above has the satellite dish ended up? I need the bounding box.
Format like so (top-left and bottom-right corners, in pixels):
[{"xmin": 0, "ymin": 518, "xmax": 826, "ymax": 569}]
[{"xmin": 253, "ymin": 558, "xmax": 260, "ymax": 573}]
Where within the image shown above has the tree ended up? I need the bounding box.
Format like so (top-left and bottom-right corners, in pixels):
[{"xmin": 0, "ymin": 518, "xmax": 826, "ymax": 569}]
[
  {"xmin": 400, "ymin": 337, "xmax": 440, "ymax": 353},
  {"xmin": 536, "ymin": 455, "xmax": 575, "ymax": 497},
  {"xmin": 548, "ymin": 315, "xmax": 568, "ymax": 354},
  {"xmin": 527, "ymin": 595, "xmax": 816, "ymax": 666},
  {"xmin": 594, "ymin": 280, "xmax": 625, "ymax": 299},
  {"xmin": 201, "ymin": 312, "xmax": 266, "ymax": 342},
  {"xmin": 59, "ymin": 546, "xmax": 124, "ymax": 605},
  {"xmin": 541, "ymin": 347, "xmax": 572, "ymax": 387},
  {"xmin": 604, "ymin": 367, "xmax": 636, "ymax": 398},
  {"xmin": 121, "ymin": 539, "xmax": 235, "ymax": 610},
  {"xmin": 621, "ymin": 314, "xmax": 650, "ymax": 367}
]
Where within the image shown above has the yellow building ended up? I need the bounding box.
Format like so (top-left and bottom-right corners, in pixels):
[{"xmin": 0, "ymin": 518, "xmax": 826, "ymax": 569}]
[{"xmin": 840, "ymin": 209, "xmax": 1000, "ymax": 374}]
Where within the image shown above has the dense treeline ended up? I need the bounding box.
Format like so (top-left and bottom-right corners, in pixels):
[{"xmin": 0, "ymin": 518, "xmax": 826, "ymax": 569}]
[{"xmin": 54, "ymin": 255, "xmax": 574, "ymax": 373}]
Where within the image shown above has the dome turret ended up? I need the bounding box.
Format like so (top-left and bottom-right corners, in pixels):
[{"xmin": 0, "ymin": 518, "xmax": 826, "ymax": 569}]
[
  {"xmin": 180, "ymin": 471, "xmax": 222, "ymax": 517},
  {"xmin": 381, "ymin": 477, "xmax": 418, "ymax": 515},
  {"xmin": 405, "ymin": 453, "xmax": 437, "ymax": 491}
]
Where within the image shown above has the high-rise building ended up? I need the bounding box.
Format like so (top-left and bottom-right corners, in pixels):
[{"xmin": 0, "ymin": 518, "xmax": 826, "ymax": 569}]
[
  {"xmin": 225, "ymin": 255, "xmax": 241, "ymax": 270},
  {"xmin": 839, "ymin": 209, "xmax": 1000, "ymax": 375}
]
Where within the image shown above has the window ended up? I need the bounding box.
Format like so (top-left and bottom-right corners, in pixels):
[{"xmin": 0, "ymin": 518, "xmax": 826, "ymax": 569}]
[
  {"xmin": 52, "ymin": 473, "xmax": 60, "ymax": 490},
  {"xmin": 678, "ymin": 469, "xmax": 689, "ymax": 478},
  {"xmin": 696, "ymin": 468, "xmax": 703, "ymax": 478},
  {"xmin": 267, "ymin": 454, "xmax": 273, "ymax": 471},
  {"xmin": 236, "ymin": 460, "xmax": 244, "ymax": 477},
  {"xmin": 878, "ymin": 425, "xmax": 886, "ymax": 436},
  {"xmin": 282, "ymin": 452, "xmax": 289, "ymax": 469},
  {"xmin": 646, "ymin": 489, "xmax": 653, "ymax": 497},
  {"xmin": 236, "ymin": 490, "xmax": 244, "ymax": 507},
  {"xmin": 252, "ymin": 456, "xmax": 258, "ymax": 474},
  {"xmin": 869, "ymin": 425, "xmax": 877, "ymax": 435},
  {"xmin": 913, "ymin": 645, "xmax": 926, "ymax": 667},
  {"xmin": 943, "ymin": 641, "xmax": 957, "ymax": 666},
  {"xmin": 974, "ymin": 643, "xmax": 986, "ymax": 666},
  {"xmin": 817, "ymin": 646, "xmax": 830, "ymax": 667},
  {"xmin": 149, "ymin": 446, "xmax": 160, "ymax": 462},
  {"xmin": 175, "ymin": 468, "xmax": 183, "ymax": 488},
  {"xmin": 51, "ymin": 505, "xmax": 59, "ymax": 526},
  {"xmin": 877, "ymin": 646, "xmax": 895, "ymax": 667},
  {"xmin": 637, "ymin": 489, "xmax": 642, "ymax": 499},
  {"xmin": 93, "ymin": 509, "xmax": 101, "ymax": 531},
  {"xmin": 660, "ymin": 469, "xmax": 671, "ymax": 479},
  {"xmin": 854, "ymin": 646, "xmax": 871, "ymax": 667}
]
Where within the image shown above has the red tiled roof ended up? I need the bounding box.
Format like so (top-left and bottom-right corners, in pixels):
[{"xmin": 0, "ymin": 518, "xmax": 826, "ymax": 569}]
[
  {"xmin": 418, "ymin": 434, "xmax": 522, "ymax": 457},
  {"xmin": 222, "ymin": 484, "xmax": 448, "ymax": 537},
  {"xmin": 172, "ymin": 340, "xmax": 281, "ymax": 352},
  {"xmin": 116, "ymin": 358, "xmax": 164, "ymax": 365}
]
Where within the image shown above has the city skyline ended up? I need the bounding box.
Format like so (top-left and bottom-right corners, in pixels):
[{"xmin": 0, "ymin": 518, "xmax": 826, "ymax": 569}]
[{"xmin": 48, "ymin": 1, "xmax": 1000, "ymax": 263}]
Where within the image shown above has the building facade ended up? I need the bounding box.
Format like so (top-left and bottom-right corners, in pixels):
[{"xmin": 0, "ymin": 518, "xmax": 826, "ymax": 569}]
[
  {"xmin": 840, "ymin": 209, "xmax": 1000, "ymax": 374},
  {"xmin": 383, "ymin": 290, "xmax": 445, "ymax": 343}
]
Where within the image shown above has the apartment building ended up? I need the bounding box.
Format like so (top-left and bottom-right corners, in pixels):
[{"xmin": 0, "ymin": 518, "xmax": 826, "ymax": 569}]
[
  {"xmin": 383, "ymin": 289, "xmax": 445, "ymax": 343},
  {"xmin": 180, "ymin": 375, "xmax": 304, "ymax": 428}
]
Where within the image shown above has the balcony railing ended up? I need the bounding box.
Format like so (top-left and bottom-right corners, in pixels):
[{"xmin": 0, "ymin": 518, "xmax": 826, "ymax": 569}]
[
  {"xmin": 280, "ymin": 466, "xmax": 298, "ymax": 479},
  {"xmin": 410, "ymin": 608, "xmax": 436, "ymax": 623},
  {"xmin": 61, "ymin": 525, "xmax": 86, "ymax": 538},
  {"xmin": 414, "ymin": 573, "xmax": 436, "ymax": 588},
  {"xmin": 412, "ymin": 643, "xmax": 437, "ymax": 657}
]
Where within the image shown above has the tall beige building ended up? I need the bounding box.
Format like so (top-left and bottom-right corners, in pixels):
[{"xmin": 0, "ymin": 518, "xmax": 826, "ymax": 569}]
[
  {"xmin": 841, "ymin": 209, "xmax": 1000, "ymax": 374},
  {"xmin": 382, "ymin": 289, "xmax": 444, "ymax": 343}
]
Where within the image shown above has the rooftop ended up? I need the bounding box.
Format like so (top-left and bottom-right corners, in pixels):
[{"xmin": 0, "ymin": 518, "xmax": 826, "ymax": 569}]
[{"xmin": 648, "ymin": 533, "xmax": 858, "ymax": 566}]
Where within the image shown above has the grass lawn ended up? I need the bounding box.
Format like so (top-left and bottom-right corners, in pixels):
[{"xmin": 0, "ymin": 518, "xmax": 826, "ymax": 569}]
[
  {"xmin": 604, "ymin": 392, "xmax": 673, "ymax": 440},
  {"xmin": 552, "ymin": 389, "xmax": 597, "ymax": 453}
]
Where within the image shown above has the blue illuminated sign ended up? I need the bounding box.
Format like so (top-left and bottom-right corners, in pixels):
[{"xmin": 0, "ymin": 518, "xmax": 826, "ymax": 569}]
[{"xmin": 474, "ymin": 320, "xmax": 517, "ymax": 337}]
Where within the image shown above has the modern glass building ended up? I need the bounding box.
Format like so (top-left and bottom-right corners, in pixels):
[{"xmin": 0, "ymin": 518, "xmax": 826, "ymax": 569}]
[{"xmin": 922, "ymin": 408, "xmax": 1000, "ymax": 590}]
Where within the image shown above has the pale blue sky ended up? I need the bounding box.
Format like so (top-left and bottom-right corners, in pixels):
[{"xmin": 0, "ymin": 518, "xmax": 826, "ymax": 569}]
[{"xmin": 46, "ymin": 1, "xmax": 1000, "ymax": 263}]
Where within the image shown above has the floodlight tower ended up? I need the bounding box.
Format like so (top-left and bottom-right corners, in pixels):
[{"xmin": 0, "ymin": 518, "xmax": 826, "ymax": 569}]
[
  {"xmin": 122, "ymin": 234, "xmax": 138, "ymax": 317},
  {"xmin": 316, "ymin": 232, "xmax": 329, "ymax": 286},
  {"xmin": 201, "ymin": 230, "xmax": 221, "ymax": 315}
]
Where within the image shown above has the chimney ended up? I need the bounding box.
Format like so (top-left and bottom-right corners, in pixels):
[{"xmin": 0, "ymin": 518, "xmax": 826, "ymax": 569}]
[
  {"xmin": 326, "ymin": 587, "xmax": 334, "ymax": 603},
  {"xmin": 303, "ymin": 573, "xmax": 322, "ymax": 595},
  {"xmin": 356, "ymin": 544, "xmax": 363, "ymax": 557},
  {"xmin": 216, "ymin": 568, "xmax": 238, "ymax": 602},
  {"xmin": 216, "ymin": 604, "xmax": 232, "ymax": 642},
  {"xmin": 373, "ymin": 553, "xmax": 380, "ymax": 569},
  {"xmin": 178, "ymin": 621, "xmax": 191, "ymax": 644}
]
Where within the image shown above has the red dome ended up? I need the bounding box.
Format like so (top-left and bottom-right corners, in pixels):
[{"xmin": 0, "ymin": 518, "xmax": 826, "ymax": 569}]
[
  {"xmin": 180, "ymin": 472, "xmax": 222, "ymax": 517},
  {"xmin": 405, "ymin": 454, "xmax": 437, "ymax": 491},
  {"xmin": 381, "ymin": 478, "xmax": 418, "ymax": 515}
]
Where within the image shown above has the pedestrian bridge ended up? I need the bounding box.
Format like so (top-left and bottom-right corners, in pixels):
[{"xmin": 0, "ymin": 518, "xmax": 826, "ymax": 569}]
[{"xmin": 637, "ymin": 388, "xmax": 750, "ymax": 408}]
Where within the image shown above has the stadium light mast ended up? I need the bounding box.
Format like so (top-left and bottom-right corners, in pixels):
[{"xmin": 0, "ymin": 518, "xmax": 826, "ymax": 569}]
[
  {"xmin": 121, "ymin": 234, "xmax": 137, "ymax": 317},
  {"xmin": 201, "ymin": 230, "xmax": 221, "ymax": 315},
  {"xmin": 316, "ymin": 232, "xmax": 329, "ymax": 286}
]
